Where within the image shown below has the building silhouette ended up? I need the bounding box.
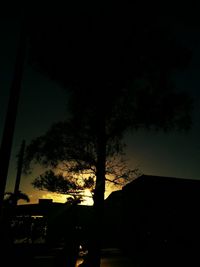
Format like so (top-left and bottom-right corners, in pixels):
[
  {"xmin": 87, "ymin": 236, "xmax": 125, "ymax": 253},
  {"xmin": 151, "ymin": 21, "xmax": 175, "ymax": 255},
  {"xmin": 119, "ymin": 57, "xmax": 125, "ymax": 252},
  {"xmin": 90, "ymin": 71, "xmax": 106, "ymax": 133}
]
[
  {"xmin": 10, "ymin": 174, "xmax": 200, "ymax": 266},
  {"xmin": 121, "ymin": 174, "xmax": 200, "ymax": 265}
]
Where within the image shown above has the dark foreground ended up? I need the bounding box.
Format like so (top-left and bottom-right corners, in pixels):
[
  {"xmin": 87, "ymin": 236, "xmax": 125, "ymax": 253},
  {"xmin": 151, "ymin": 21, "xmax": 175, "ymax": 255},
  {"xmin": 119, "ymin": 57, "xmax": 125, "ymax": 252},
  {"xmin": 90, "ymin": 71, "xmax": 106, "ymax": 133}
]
[
  {"xmin": 2, "ymin": 242, "xmax": 200, "ymax": 267},
  {"xmin": 3, "ymin": 243, "xmax": 135, "ymax": 267},
  {"xmin": 34, "ymin": 247, "xmax": 135, "ymax": 267}
]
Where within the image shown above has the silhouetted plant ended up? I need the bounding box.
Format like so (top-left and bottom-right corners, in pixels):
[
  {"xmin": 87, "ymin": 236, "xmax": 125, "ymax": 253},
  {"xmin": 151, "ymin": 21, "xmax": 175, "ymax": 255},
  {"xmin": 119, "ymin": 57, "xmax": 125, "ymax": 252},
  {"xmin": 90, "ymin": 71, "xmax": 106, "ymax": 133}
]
[
  {"xmin": 31, "ymin": 169, "xmax": 95, "ymax": 202},
  {"xmin": 25, "ymin": 121, "xmax": 139, "ymax": 203},
  {"xmin": 66, "ymin": 196, "xmax": 82, "ymax": 205},
  {"xmin": 4, "ymin": 191, "xmax": 30, "ymax": 207}
]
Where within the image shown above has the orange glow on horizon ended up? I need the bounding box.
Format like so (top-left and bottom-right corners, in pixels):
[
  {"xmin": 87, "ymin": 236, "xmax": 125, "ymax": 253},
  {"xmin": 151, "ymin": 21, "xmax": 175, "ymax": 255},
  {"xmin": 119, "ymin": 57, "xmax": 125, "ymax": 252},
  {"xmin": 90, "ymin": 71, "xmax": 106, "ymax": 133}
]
[{"xmin": 19, "ymin": 186, "xmax": 118, "ymax": 206}]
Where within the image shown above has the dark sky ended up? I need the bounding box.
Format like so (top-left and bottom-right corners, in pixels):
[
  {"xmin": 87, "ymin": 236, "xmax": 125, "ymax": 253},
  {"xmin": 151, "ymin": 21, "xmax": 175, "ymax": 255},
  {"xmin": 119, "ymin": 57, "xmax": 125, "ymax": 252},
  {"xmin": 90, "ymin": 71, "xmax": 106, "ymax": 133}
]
[{"xmin": 1, "ymin": 5, "xmax": 200, "ymax": 203}]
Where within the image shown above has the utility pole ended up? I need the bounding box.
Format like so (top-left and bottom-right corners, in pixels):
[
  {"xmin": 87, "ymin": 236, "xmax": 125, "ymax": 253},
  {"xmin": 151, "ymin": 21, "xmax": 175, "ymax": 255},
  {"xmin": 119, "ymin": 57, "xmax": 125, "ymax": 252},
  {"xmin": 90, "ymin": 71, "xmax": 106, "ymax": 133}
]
[
  {"xmin": 13, "ymin": 140, "xmax": 26, "ymax": 206},
  {"xmin": 0, "ymin": 19, "xmax": 26, "ymax": 217}
]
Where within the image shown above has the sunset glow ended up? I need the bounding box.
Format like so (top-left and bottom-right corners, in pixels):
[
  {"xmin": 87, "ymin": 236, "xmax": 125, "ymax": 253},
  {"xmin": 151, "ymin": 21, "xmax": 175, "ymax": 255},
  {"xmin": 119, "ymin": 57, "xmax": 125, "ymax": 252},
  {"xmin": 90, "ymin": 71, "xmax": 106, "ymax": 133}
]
[
  {"xmin": 81, "ymin": 189, "xmax": 94, "ymax": 206},
  {"xmin": 31, "ymin": 189, "xmax": 94, "ymax": 206},
  {"xmin": 23, "ymin": 187, "xmax": 115, "ymax": 206}
]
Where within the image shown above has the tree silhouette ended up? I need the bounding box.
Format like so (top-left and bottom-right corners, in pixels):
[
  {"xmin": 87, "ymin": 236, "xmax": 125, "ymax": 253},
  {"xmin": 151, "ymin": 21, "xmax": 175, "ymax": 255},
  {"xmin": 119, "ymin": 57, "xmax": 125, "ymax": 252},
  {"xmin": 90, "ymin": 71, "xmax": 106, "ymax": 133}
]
[
  {"xmin": 3, "ymin": 190, "xmax": 30, "ymax": 224},
  {"xmin": 4, "ymin": 191, "xmax": 30, "ymax": 207},
  {"xmin": 31, "ymin": 169, "xmax": 94, "ymax": 203},
  {"xmin": 24, "ymin": 120, "xmax": 138, "ymax": 204},
  {"xmin": 25, "ymin": 4, "xmax": 193, "ymax": 266}
]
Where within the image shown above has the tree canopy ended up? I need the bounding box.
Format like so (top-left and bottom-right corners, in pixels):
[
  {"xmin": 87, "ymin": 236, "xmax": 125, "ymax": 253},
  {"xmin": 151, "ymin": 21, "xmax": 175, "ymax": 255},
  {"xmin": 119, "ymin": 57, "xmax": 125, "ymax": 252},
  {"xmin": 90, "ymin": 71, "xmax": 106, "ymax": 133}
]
[
  {"xmin": 24, "ymin": 120, "xmax": 139, "ymax": 201},
  {"xmin": 24, "ymin": 4, "xmax": 193, "ymax": 198},
  {"xmin": 24, "ymin": 5, "xmax": 193, "ymax": 265},
  {"xmin": 27, "ymin": 3, "xmax": 192, "ymax": 131}
]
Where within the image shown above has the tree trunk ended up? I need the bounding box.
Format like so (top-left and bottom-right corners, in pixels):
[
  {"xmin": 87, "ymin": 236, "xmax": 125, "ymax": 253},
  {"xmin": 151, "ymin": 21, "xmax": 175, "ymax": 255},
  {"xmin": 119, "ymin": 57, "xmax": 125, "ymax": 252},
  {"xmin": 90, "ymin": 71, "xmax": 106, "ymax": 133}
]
[{"xmin": 86, "ymin": 118, "xmax": 106, "ymax": 267}]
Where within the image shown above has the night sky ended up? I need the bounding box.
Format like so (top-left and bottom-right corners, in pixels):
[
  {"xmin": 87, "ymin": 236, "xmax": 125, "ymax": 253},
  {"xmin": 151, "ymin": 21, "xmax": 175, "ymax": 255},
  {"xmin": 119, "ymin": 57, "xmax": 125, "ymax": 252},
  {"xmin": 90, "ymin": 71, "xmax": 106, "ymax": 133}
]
[{"xmin": 1, "ymin": 5, "xmax": 200, "ymax": 204}]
